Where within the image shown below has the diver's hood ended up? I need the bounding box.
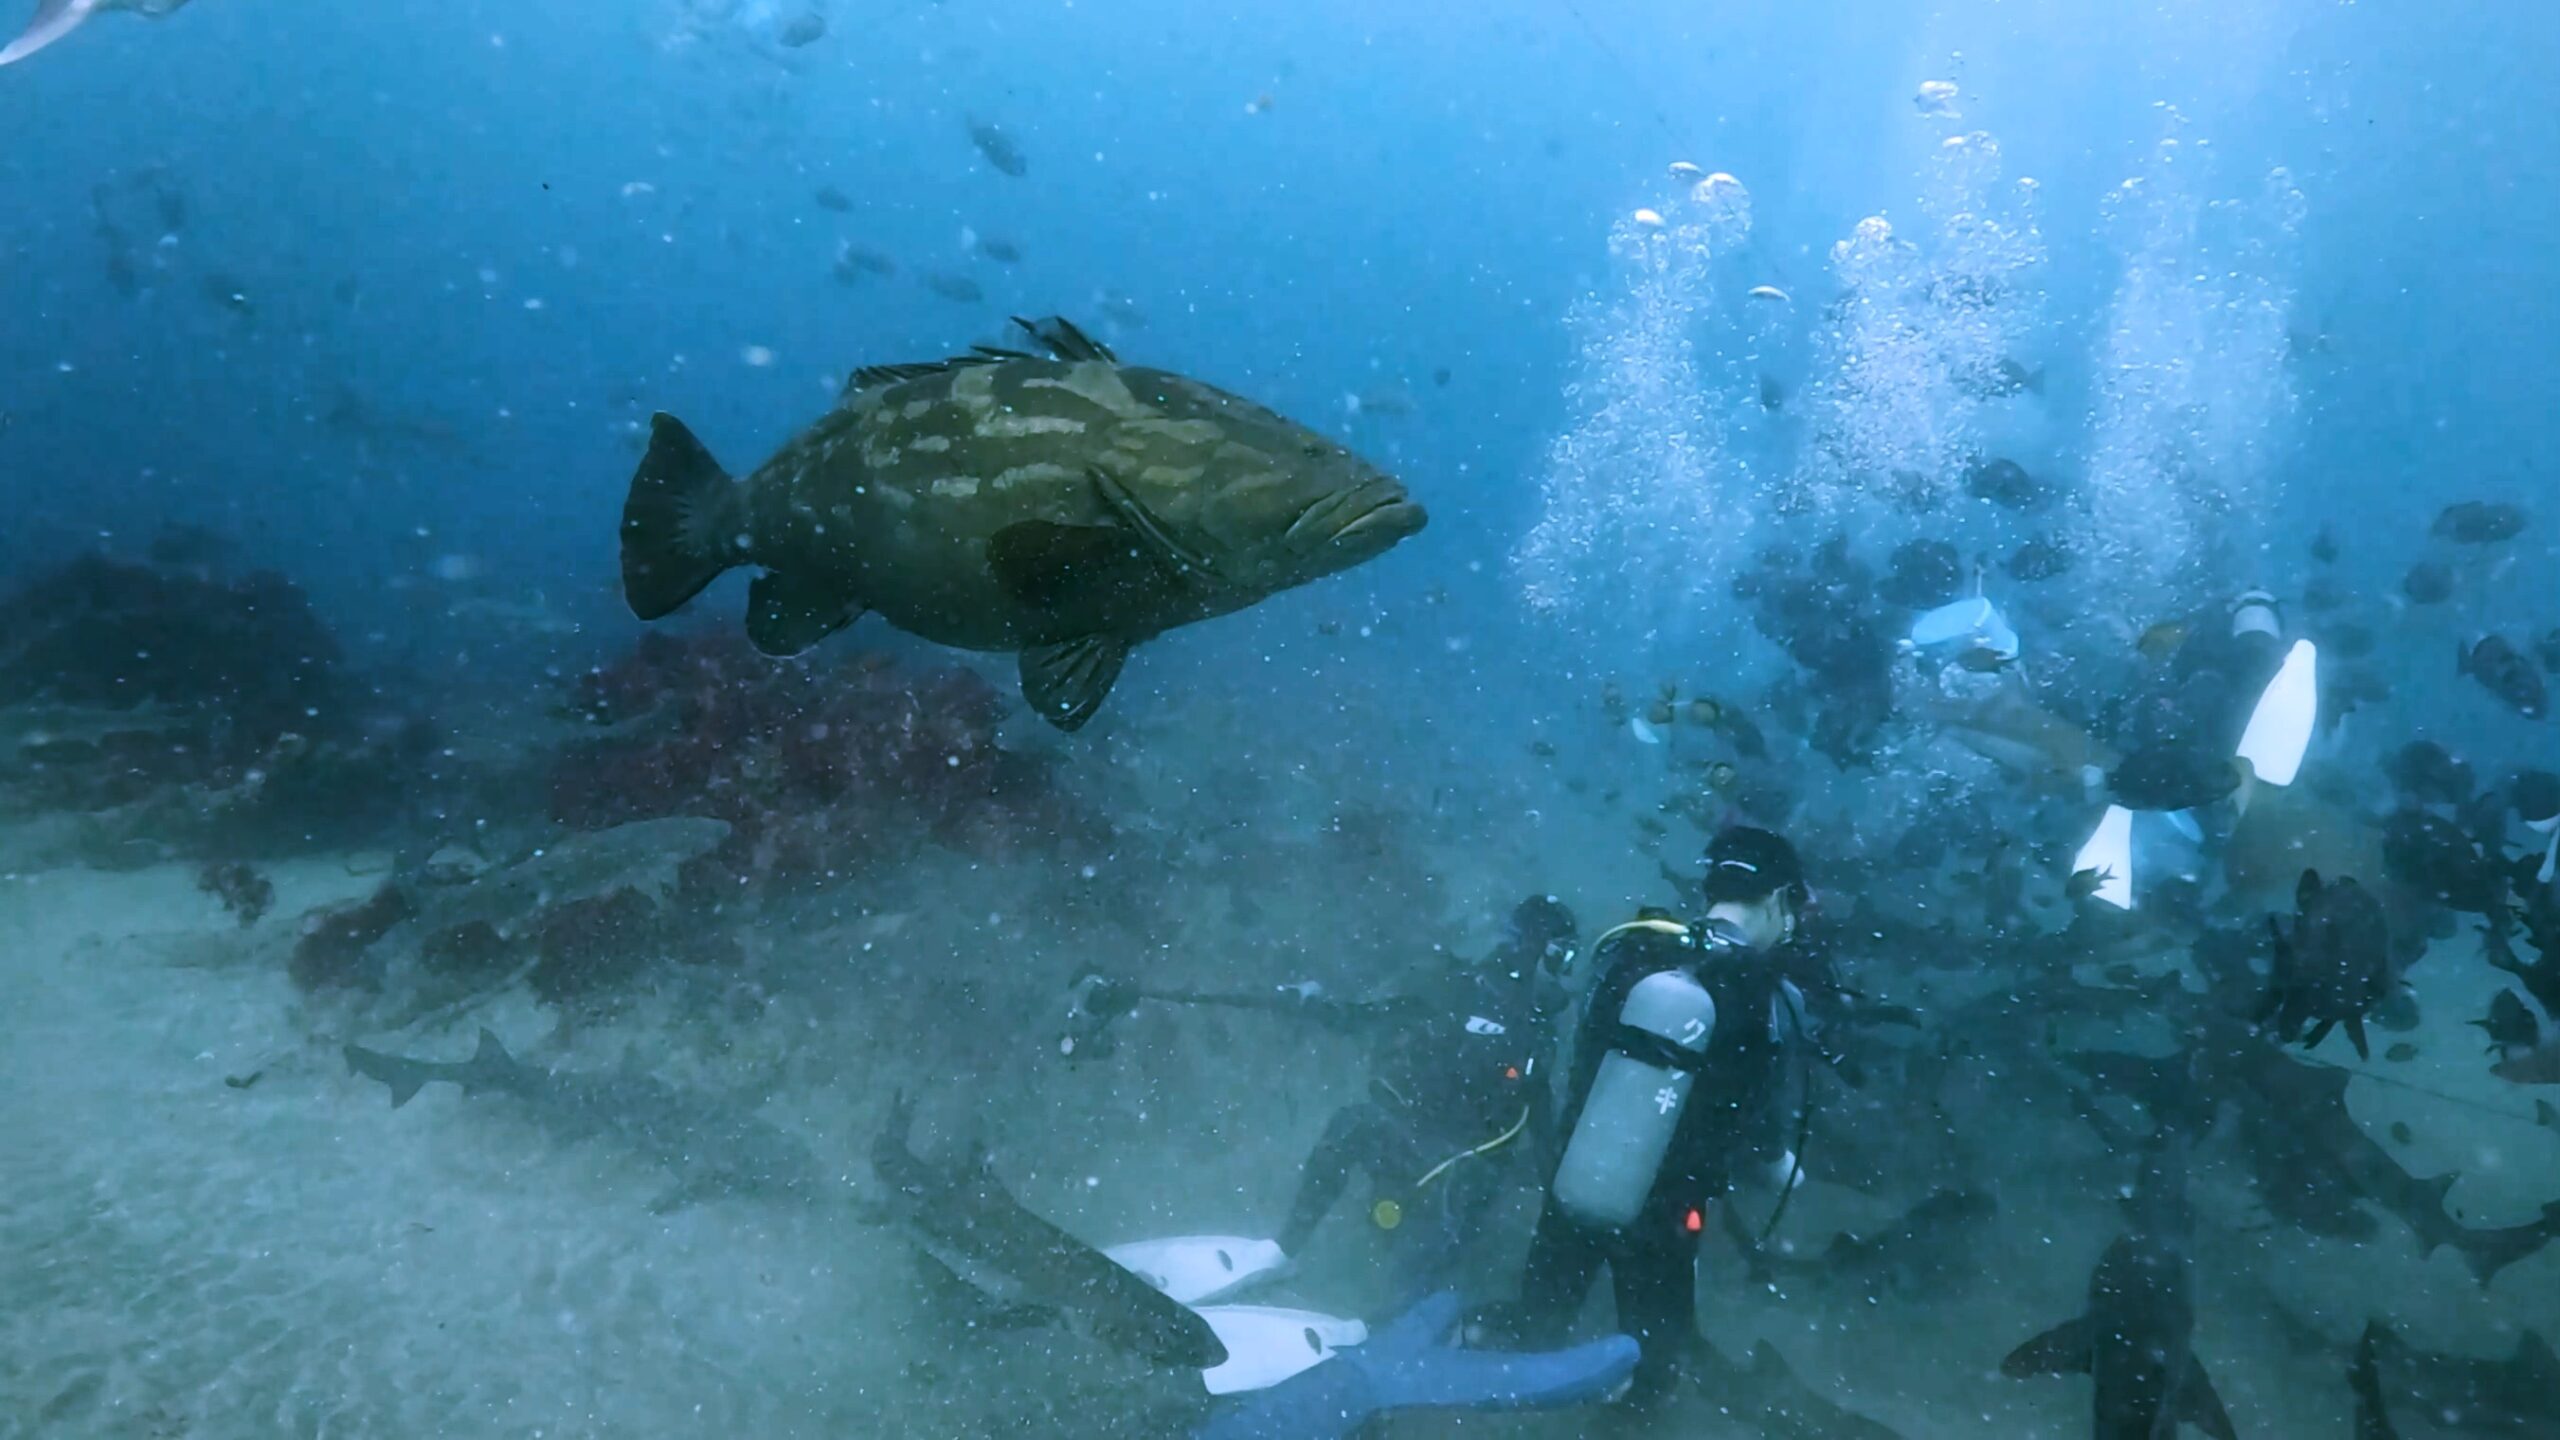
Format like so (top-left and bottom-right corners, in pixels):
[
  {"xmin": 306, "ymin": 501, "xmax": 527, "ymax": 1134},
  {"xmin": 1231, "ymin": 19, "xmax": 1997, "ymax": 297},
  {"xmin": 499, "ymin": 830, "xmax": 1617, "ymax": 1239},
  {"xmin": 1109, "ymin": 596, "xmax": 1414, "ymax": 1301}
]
[
  {"xmin": 1906, "ymin": 594, "xmax": 2020, "ymax": 662},
  {"xmin": 2230, "ymin": 589, "xmax": 2282, "ymax": 641}
]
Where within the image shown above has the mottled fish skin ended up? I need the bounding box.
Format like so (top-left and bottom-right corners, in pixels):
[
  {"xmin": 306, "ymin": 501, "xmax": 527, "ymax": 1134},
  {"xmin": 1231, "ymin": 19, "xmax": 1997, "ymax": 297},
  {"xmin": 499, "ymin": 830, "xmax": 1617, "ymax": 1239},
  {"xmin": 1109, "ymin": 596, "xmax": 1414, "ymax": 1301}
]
[{"xmin": 748, "ymin": 356, "xmax": 1416, "ymax": 646}]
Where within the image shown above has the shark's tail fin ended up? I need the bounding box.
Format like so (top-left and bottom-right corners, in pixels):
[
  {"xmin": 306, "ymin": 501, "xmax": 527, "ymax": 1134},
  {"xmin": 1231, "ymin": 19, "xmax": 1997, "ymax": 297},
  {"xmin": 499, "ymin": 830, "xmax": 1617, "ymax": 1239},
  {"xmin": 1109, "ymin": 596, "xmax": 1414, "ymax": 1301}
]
[{"xmin": 2452, "ymin": 1199, "xmax": 2560, "ymax": 1288}]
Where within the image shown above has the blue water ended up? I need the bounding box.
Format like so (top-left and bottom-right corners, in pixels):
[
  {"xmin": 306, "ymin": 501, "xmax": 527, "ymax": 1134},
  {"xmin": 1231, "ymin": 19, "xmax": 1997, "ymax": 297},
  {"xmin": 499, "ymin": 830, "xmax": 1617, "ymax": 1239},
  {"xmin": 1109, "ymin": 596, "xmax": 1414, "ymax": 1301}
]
[{"xmin": 5, "ymin": 1, "xmax": 2560, "ymax": 1436}]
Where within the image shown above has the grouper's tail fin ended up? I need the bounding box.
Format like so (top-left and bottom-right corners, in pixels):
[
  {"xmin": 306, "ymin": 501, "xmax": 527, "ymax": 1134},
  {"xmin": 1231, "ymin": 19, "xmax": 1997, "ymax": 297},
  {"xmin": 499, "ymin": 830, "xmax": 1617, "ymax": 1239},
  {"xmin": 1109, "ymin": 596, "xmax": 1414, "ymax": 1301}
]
[
  {"xmin": 0, "ymin": 0, "xmax": 101, "ymax": 68},
  {"xmin": 622, "ymin": 413, "xmax": 744, "ymax": 621}
]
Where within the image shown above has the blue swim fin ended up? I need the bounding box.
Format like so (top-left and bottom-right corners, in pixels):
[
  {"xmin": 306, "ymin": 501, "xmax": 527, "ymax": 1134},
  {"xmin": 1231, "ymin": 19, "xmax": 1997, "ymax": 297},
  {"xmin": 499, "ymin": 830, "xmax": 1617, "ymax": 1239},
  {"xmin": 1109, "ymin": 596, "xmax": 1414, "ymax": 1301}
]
[{"xmin": 1194, "ymin": 1291, "xmax": 1638, "ymax": 1440}]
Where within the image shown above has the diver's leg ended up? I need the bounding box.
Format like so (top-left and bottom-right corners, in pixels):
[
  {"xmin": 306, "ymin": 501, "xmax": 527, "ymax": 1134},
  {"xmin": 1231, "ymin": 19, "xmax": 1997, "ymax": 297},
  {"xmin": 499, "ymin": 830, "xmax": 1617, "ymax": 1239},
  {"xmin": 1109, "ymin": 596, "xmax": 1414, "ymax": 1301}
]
[
  {"xmin": 1609, "ymin": 1221, "xmax": 1699, "ymax": 1408},
  {"xmin": 1278, "ymin": 1103, "xmax": 1379, "ymax": 1256},
  {"xmin": 1495, "ymin": 1198, "xmax": 1607, "ymax": 1348}
]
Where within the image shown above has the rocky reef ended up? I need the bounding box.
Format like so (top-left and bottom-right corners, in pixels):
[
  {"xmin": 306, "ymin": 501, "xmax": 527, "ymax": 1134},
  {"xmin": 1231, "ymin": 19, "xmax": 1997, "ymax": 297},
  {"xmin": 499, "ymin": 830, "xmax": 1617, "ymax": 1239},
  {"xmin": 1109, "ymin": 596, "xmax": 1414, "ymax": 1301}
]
[
  {"xmin": 547, "ymin": 631, "xmax": 1096, "ymax": 892},
  {"xmin": 0, "ymin": 551, "xmax": 428, "ymax": 863}
]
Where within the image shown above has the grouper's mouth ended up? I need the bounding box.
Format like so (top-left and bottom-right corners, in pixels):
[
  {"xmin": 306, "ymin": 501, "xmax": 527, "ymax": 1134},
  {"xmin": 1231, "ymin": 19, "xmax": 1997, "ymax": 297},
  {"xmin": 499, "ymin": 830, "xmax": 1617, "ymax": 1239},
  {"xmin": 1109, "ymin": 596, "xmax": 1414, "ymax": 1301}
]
[{"xmin": 1298, "ymin": 478, "xmax": 1427, "ymax": 558}]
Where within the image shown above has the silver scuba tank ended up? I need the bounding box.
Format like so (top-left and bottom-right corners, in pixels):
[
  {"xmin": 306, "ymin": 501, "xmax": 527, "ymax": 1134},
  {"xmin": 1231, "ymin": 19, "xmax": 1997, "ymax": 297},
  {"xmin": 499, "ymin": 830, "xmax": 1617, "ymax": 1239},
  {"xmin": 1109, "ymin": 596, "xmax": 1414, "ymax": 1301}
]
[{"xmin": 1551, "ymin": 967, "xmax": 1719, "ymax": 1230}]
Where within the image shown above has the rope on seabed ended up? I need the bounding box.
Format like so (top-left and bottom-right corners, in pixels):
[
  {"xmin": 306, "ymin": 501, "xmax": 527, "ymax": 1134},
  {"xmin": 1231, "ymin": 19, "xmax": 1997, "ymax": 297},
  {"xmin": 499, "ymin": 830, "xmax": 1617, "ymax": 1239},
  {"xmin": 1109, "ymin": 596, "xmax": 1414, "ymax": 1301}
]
[{"xmin": 2293, "ymin": 1049, "xmax": 2552, "ymax": 1131}]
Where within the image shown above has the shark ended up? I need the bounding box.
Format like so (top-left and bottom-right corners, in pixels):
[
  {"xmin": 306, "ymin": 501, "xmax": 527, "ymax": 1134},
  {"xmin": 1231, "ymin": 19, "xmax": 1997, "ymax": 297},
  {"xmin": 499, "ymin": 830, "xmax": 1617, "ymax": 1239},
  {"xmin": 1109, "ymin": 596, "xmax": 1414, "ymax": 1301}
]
[
  {"xmin": 2, "ymin": 0, "xmax": 190, "ymax": 68},
  {"xmin": 2003, "ymin": 1134, "xmax": 2237, "ymax": 1440},
  {"xmin": 341, "ymin": 1027, "xmax": 828, "ymax": 1212},
  {"xmin": 864, "ymin": 1092, "xmax": 1227, "ymax": 1371}
]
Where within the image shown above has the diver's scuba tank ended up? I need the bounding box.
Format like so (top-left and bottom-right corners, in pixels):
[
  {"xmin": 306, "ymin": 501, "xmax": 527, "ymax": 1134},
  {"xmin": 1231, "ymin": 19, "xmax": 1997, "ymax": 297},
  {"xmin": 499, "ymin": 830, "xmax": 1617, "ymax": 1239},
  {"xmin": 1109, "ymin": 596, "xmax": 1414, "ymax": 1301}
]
[{"xmin": 1550, "ymin": 963, "xmax": 1719, "ymax": 1230}]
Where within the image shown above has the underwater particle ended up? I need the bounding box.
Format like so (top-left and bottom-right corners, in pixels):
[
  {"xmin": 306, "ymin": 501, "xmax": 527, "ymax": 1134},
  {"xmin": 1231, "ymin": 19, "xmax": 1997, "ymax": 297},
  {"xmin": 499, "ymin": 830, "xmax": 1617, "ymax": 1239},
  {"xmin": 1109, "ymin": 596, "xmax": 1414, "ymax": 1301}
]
[
  {"xmin": 1094, "ymin": 288, "xmax": 1146, "ymax": 327},
  {"xmin": 1746, "ymin": 284, "xmax": 1789, "ymax": 302},
  {"xmin": 1957, "ymin": 356, "xmax": 2044, "ymax": 400},
  {"xmin": 1915, "ymin": 80, "xmax": 1959, "ymax": 115},
  {"xmin": 1244, "ymin": 92, "xmax": 1274, "ymax": 115},
  {"xmin": 741, "ymin": 345, "xmax": 777, "ymax": 367},
  {"xmin": 1431, "ymin": 366, "xmax": 1451, "ymax": 387}
]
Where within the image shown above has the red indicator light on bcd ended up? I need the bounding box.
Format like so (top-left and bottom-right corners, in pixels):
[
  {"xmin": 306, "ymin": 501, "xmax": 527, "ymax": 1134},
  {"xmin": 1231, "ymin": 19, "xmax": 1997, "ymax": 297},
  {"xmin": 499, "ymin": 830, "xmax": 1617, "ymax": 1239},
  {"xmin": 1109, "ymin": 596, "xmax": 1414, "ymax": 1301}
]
[{"xmin": 1684, "ymin": 1207, "xmax": 1704, "ymax": 1234}]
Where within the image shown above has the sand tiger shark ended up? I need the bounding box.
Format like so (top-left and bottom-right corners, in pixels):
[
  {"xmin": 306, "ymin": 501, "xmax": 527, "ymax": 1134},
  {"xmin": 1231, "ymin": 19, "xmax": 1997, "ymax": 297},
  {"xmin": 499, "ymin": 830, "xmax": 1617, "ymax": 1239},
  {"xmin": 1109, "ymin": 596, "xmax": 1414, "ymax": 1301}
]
[{"xmin": 2, "ymin": 0, "xmax": 189, "ymax": 68}]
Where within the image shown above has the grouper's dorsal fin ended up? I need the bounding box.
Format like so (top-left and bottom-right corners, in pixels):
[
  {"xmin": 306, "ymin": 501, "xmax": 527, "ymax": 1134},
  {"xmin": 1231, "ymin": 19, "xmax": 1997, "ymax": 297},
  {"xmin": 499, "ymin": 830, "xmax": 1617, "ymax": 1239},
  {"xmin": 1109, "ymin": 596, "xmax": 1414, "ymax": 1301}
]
[
  {"xmin": 841, "ymin": 319, "xmax": 1112, "ymax": 396},
  {"xmin": 1010, "ymin": 315, "xmax": 1116, "ymax": 364}
]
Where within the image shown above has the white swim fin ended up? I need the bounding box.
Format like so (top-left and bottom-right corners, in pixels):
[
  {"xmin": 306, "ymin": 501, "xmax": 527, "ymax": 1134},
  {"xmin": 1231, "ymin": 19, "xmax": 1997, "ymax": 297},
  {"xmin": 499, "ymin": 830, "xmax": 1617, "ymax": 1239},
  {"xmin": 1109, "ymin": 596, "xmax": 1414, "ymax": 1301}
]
[
  {"xmin": 2235, "ymin": 639, "xmax": 2318, "ymax": 788},
  {"xmin": 1102, "ymin": 1234, "xmax": 1288, "ymax": 1307},
  {"xmin": 2073, "ymin": 805, "xmax": 2135, "ymax": 911},
  {"xmin": 1194, "ymin": 1304, "xmax": 1367, "ymax": 1396},
  {"xmin": 1, "ymin": 0, "xmax": 103, "ymax": 67}
]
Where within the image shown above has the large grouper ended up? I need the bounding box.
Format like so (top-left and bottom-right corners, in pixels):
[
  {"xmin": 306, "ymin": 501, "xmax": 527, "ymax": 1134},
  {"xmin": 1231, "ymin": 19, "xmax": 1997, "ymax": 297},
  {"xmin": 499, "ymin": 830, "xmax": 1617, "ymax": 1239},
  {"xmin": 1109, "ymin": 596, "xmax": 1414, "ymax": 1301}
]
[{"xmin": 619, "ymin": 316, "xmax": 1426, "ymax": 730}]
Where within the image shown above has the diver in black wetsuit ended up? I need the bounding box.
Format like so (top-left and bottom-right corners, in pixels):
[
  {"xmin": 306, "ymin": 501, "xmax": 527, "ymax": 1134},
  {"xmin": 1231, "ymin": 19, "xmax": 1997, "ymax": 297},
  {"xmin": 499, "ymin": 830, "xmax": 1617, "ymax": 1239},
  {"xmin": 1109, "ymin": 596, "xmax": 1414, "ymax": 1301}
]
[
  {"xmin": 1271, "ymin": 895, "xmax": 1581, "ymax": 1290},
  {"xmin": 1476, "ymin": 826, "xmax": 1816, "ymax": 1410}
]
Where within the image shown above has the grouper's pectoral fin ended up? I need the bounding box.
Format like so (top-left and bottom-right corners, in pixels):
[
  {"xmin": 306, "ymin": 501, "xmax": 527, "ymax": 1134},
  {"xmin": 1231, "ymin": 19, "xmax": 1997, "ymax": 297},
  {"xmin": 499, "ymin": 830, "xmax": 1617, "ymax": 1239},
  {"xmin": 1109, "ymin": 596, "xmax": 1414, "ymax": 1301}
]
[
  {"xmin": 745, "ymin": 570, "xmax": 864, "ymax": 656},
  {"xmin": 987, "ymin": 520, "xmax": 1174, "ymax": 613},
  {"xmin": 1087, "ymin": 468, "xmax": 1222, "ymax": 587},
  {"xmin": 1019, "ymin": 635, "xmax": 1130, "ymax": 732}
]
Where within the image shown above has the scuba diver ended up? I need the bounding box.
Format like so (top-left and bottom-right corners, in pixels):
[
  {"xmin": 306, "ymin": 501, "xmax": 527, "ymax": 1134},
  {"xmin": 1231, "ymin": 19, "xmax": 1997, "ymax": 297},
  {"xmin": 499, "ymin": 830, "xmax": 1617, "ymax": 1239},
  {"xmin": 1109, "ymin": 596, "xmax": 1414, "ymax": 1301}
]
[
  {"xmin": 1473, "ymin": 826, "xmax": 1817, "ymax": 1409},
  {"xmin": 1272, "ymin": 893, "xmax": 1580, "ymax": 1291},
  {"xmin": 2124, "ymin": 587, "xmax": 2291, "ymax": 757},
  {"xmin": 1056, "ymin": 894, "xmax": 1583, "ymax": 1292}
]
